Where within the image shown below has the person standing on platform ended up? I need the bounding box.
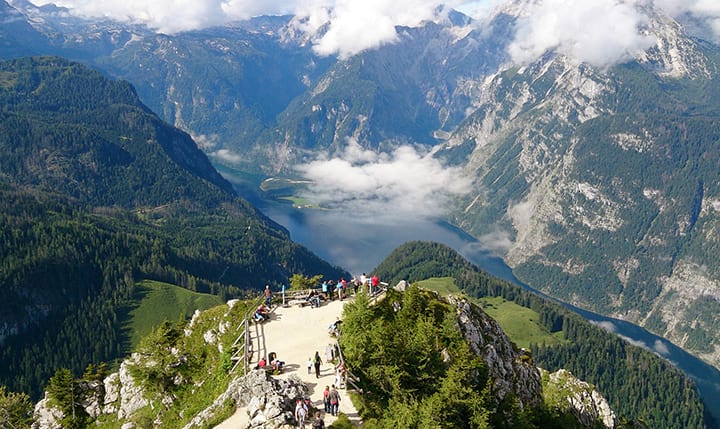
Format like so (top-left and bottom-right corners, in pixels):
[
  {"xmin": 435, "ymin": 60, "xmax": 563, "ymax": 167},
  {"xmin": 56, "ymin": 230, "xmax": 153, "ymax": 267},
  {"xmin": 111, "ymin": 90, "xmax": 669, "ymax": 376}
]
[{"xmin": 313, "ymin": 351, "xmax": 323, "ymax": 378}]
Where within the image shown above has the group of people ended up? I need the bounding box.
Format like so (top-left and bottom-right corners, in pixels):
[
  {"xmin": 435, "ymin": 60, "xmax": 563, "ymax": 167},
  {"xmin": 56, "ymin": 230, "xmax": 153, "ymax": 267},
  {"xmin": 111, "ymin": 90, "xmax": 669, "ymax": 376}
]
[
  {"xmin": 256, "ymin": 351, "xmax": 284, "ymax": 372},
  {"xmin": 296, "ymin": 352, "xmax": 344, "ymax": 427},
  {"xmin": 253, "ymin": 303, "xmax": 270, "ymax": 322},
  {"xmin": 358, "ymin": 273, "xmax": 381, "ymax": 295},
  {"xmin": 313, "ymin": 273, "xmax": 382, "ymax": 307},
  {"xmin": 322, "ymin": 385, "xmax": 342, "ymax": 416}
]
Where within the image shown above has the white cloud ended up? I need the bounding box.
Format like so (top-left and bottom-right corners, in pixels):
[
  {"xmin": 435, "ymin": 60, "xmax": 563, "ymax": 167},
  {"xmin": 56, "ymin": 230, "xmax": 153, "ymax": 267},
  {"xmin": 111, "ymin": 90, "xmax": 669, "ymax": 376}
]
[
  {"xmin": 508, "ymin": 0, "xmax": 656, "ymax": 68},
  {"xmin": 592, "ymin": 320, "xmax": 617, "ymax": 333},
  {"xmin": 653, "ymin": 339, "xmax": 670, "ymax": 356},
  {"xmin": 296, "ymin": 0, "xmax": 464, "ymax": 58},
  {"xmin": 210, "ymin": 148, "xmax": 243, "ymax": 163},
  {"xmin": 191, "ymin": 133, "xmax": 220, "ymax": 150},
  {"xmin": 655, "ymin": 0, "xmax": 720, "ymax": 41},
  {"xmin": 29, "ymin": 0, "xmax": 463, "ymax": 57},
  {"xmin": 476, "ymin": 228, "xmax": 514, "ymax": 254},
  {"xmin": 294, "ymin": 138, "xmax": 471, "ymax": 219},
  {"xmin": 27, "ymin": 0, "xmax": 720, "ymax": 63}
]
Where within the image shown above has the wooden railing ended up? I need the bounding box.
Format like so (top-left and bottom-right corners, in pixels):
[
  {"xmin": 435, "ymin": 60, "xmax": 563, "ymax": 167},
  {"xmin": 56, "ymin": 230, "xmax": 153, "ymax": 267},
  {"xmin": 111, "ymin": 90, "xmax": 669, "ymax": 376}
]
[{"xmin": 229, "ymin": 295, "xmax": 264, "ymax": 374}]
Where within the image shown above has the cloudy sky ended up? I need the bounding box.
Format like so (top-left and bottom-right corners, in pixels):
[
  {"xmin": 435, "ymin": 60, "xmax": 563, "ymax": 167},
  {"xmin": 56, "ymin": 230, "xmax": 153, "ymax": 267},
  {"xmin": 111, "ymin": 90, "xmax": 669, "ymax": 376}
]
[{"xmin": 28, "ymin": 0, "xmax": 720, "ymax": 62}]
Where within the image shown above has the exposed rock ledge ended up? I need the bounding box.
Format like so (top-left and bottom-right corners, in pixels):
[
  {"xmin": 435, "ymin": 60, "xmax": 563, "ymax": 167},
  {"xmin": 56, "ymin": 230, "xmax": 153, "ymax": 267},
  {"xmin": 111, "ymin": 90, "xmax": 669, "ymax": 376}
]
[
  {"xmin": 541, "ymin": 368, "xmax": 617, "ymax": 429},
  {"xmin": 32, "ymin": 369, "xmax": 312, "ymax": 429}
]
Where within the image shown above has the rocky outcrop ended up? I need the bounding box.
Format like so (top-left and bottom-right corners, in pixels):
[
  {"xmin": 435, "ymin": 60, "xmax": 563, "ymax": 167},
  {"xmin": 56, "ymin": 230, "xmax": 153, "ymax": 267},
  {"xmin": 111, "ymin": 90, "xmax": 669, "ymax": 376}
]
[
  {"xmin": 542, "ymin": 369, "xmax": 617, "ymax": 429},
  {"xmin": 181, "ymin": 371, "xmax": 310, "ymax": 429},
  {"xmin": 30, "ymin": 368, "xmax": 311, "ymax": 429},
  {"xmin": 30, "ymin": 395, "xmax": 63, "ymax": 429},
  {"xmin": 448, "ymin": 295, "xmax": 543, "ymax": 409},
  {"xmin": 447, "ymin": 295, "xmax": 617, "ymax": 427},
  {"xmin": 105, "ymin": 357, "xmax": 149, "ymax": 419},
  {"xmin": 30, "ymin": 356, "xmax": 150, "ymax": 429}
]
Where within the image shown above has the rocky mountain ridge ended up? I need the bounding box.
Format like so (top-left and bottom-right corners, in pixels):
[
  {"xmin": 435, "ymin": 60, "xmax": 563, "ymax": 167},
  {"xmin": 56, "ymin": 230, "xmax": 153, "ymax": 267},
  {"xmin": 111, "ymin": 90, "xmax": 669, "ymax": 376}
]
[{"xmin": 441, "ymin": 2, "xmax": 720, "ymax": 368}]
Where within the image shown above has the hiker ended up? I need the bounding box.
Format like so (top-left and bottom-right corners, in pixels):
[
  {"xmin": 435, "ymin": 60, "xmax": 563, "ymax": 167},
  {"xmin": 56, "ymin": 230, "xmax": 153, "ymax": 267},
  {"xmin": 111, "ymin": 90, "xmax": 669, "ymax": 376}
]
[
  {"xmin": 334, "ymin": 361, "xmax": 345, "ymax": 388},
  {"xmin": 313, "ymin": 351, "xmax": 322, "ymax": 378},
  {"xmin": 269, "ymin": 352, "xmax": 284, "ymax": 371},
  {"xmin": 254, "ymin": 304, "xmax": 269, "ymax": 321},
  {"xmin": 336, "ymin": 280, "xmax": 343, "ymax": 301},
  {"xmin": 311, "ymin": 411, "xmax": 325, "ymax": 429},
  {"xmin": 371, "ymin": 274, "xmax": 379, "ymax": 294},
  {"xmin": 295, "ymin": 399, "xmax": 308, "ymax": 428},
  {"xmin": 307, "ymin": 290, "xmax": 321, "ymax": 308},
  {"xmin": 264, "ymin": 284, "xmax": 273, "ymax": 306},
  {"xmin": 256, "ymin": 356, "xmax": 267, "ymax": 369},
  {"xmin": 325, "ymin": 343, "xmax": 334, "ymax": 362},
  {"xmin": 323, "ymin": 385, "xmax": 331, "ymax": 413},
  {"xmin": 352, "ymin": 276, "xmax": 360, "ymax": 295},
  {"xmin": 328, "ymin": 318, "xmax": 342, "ymax": 336},
  {"xmin": 307, "ymin": 357, "xmax": 313, "ymax": 375},
  {"xmin": 321, "ymin": 281, "xmax": 329, "ymax": 299},
  {"xmin": 328, "ymin": 385, "xmax": 340, "ymax": 416},
  {"xmin": 327, "ymin": 279, "xmax": 335, "ymax": 301}
]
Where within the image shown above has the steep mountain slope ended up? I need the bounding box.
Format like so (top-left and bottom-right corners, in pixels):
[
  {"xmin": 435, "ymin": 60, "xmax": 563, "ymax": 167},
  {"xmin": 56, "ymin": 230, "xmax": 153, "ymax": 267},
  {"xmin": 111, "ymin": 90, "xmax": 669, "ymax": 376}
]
[
  {"xmin": 0, "ymin": 1, "xmax": 511, "ymax": 174},
  {"xmin": 437, "ymin": 6, "xmax": 720, "ymax": 367},
  {"xmin": 373, "ymin": 241, "xmax": 713, "ymax": 428},
  {"xmin": 0, "ymin": 56, "xmax": 235, "ymax": 205},
  {"xmin": 0, "ymin": 57, "xmax": 345, "ymax": 397}
]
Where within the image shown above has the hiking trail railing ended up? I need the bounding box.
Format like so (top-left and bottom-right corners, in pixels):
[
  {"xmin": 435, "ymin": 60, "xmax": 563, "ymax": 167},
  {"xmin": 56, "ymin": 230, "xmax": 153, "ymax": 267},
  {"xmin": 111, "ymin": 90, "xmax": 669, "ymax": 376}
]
[
  {"xmin": 229, "ymin": 295, "xmax": 265, "ymax": 374},
  {"xmin": 334, "ymin": 338, "xmax": 362, "ymax": 393}
]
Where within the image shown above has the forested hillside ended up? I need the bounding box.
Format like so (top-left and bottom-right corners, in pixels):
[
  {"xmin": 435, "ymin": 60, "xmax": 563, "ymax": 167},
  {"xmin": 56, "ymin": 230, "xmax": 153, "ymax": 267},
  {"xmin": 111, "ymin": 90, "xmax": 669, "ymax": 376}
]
[
  {"xmin": 340, "ymin": 285, "xmax": 607, "ymax": 428},
  {"xmin": 373, "ymin": 241, "xmax": 714, "ymax": 429},
  {"xmin": 0, "ymin": 57, "xmax": 346, "ymax": 398}
]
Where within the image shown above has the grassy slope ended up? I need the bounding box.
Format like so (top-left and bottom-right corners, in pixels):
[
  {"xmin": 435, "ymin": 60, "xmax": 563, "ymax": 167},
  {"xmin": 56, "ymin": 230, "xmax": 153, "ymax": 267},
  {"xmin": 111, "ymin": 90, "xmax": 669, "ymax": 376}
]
[
  {"xmin": 123, "ymin": 280, "xmax": 224, "ymax": 349},
  {"xmin": 417, "ymin": 277, "xmax": 565, "ymax": 349}
]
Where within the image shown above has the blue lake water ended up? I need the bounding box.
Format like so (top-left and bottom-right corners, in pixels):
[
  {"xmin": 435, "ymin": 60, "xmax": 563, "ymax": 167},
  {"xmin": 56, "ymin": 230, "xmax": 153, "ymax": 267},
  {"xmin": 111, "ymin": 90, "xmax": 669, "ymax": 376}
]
[{"xmin": 257, "ymin": 200, "xmax": 720, "ymax": 422}]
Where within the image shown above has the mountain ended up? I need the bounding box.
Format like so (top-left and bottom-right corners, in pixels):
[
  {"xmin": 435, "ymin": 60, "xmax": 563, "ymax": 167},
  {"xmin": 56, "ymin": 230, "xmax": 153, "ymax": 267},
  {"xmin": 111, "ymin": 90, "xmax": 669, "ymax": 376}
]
[
  {"xmin": 10, "ymin": 242, "xmax": 709, "ymax": 429},
  {"xmin": 437, "ymin": 4, "xmax": 720, "ymax": 368},
  {"xmin": 2, "ymin": 0, "xmax": 720, "ymax": 379},
  {"xmin": 15, "ymin": 283, "xmax": 612, "ymax": 429},
  {"xmin": 373, "ymin": 241, "xmax": 713, "ymax": 428},
  {"xmin": 0, "ymin": 56, "xmax": 346, "ymax": 398}
]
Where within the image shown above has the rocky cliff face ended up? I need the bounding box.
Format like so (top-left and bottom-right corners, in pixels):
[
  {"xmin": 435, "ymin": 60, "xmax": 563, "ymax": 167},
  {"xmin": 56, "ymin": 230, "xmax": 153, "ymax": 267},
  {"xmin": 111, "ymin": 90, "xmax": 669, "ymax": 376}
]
[
  {"xmin": 449, "ymin": 295, "xmax": 543, "ymax": 409},
  {"xmin": 440, "ymin": 2, "xmax": 720, "ymax": 368},
  {"xmin": 448, "ymin": 295, "xmax": 617, "ymax": 428},
  {"xmin": 541, "ymin": 368, "xmax": 617, "ymax": 429}
]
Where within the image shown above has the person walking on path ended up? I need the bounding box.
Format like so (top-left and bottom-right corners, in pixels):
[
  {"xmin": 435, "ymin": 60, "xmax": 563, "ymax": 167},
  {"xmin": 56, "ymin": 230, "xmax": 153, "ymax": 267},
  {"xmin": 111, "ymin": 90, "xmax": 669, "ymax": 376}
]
[
  {"xmin": 311, "ymin": 411, "xmax": 325, "ymax": 429},
  {"xmin": 322, "ymin": 385, "xmax": 330, "ymax": 413},
  {"xmin": 313, "ymin": 351, "xmax": 322, "ymax": 378},
  {"xmin": 295, "ymin": 399, "xmax": 308, "ymax": 428},
  {"xmin": 307, "ymin": 357, "xmax": 313, "ymax": 375},
  {"xmin": 328, "ymin": 385, "xmax": 341, "ymax": 416}
]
